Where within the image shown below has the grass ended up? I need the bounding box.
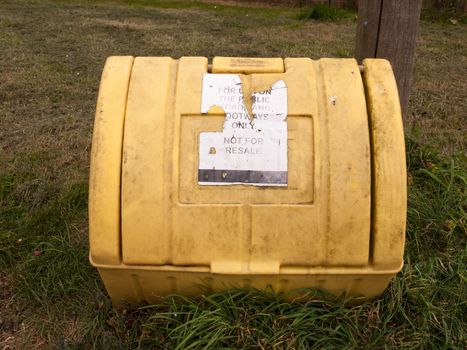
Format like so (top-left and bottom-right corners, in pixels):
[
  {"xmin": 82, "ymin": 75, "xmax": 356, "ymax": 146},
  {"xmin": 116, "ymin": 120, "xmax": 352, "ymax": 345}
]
[
  {"xmin": 298, "ymin": 4, "xmax": 355, "ymax": 22},
  {"xmin": 421, "ymin": 5, "xmax": 467, "ymax": 24},
  {"xmin": 122, "ymin": 0, "xmax": 288, "ymax": 17},
  {"xmin": 0, "ymin": 0, "xmax": 466, "ymax": 348}
]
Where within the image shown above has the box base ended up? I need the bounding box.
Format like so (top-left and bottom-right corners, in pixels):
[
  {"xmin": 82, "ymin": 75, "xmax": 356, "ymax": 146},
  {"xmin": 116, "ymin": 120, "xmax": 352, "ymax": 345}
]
[{"xmin": 92, "ymin": 258, "xmax": 399, "ymax": 307}]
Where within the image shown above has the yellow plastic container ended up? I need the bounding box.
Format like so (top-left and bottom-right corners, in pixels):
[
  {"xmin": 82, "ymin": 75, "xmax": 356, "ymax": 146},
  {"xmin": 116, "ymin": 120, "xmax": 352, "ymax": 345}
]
[{"xmin": 89, "ymin": 56, "xmax": 406, "ymax": 306}]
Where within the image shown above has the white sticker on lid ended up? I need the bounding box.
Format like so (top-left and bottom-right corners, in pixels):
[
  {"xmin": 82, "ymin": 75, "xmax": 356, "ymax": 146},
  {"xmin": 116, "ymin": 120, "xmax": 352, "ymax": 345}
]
[{"xmin": 199, "ymin": 74, "xmax": 287, "ymax": 186}]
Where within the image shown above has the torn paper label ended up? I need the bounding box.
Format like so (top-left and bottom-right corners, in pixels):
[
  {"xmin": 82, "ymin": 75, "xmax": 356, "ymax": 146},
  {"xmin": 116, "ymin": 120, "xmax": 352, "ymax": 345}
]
[{"xmin": 199, "ymin": 74, "xmax": 287, "ymax": 186}]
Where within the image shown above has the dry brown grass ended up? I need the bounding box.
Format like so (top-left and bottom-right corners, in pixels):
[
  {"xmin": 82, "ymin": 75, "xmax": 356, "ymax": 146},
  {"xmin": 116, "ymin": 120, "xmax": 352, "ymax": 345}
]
[{"xmin": 409, "ymin": 23, "xmax": 467, "ymax": 155}]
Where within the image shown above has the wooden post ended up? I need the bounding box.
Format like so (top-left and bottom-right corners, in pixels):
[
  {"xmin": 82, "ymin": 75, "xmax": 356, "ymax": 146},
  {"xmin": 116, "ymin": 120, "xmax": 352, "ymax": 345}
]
[{"xmin": 355, "ymin": 0, "xmax": 422, "ymax": 119}]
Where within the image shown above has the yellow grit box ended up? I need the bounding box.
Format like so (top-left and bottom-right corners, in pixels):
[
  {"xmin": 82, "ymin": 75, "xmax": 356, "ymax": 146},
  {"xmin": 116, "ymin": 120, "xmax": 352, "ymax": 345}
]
[{"xmin": 89, "ymin": 56, "xmax": 406, "ymax": 306}]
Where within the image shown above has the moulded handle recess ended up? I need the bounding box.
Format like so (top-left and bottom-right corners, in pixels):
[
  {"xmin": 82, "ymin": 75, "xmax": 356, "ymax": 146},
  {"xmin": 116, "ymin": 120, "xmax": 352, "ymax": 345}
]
[{"xmin": 211, "ymin": 56, "xmax": 285, "ymax": 74}]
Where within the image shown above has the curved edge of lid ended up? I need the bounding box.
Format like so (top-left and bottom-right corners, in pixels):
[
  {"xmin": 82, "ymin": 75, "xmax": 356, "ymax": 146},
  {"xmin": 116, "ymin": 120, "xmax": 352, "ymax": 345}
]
[
  {"xmin": 363, "ymin": 58, "xmax": 407, "ymax": 271},
  {"xmin": 89, "ymin": 56, "xmax": 134, "ymax": 265}
]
